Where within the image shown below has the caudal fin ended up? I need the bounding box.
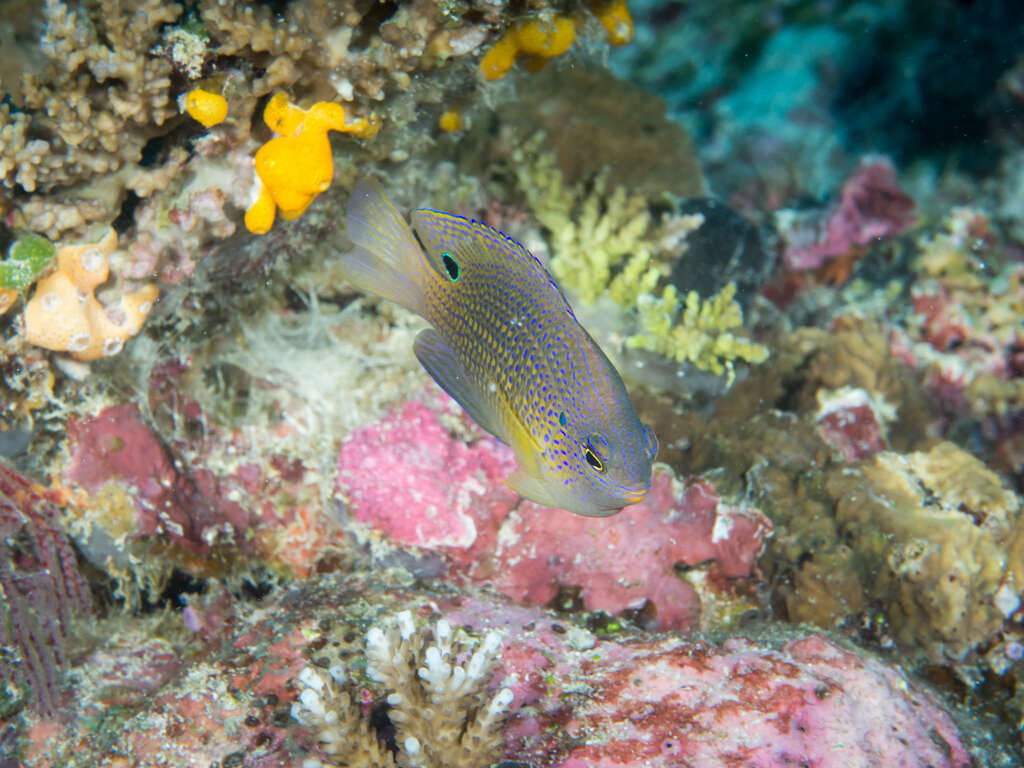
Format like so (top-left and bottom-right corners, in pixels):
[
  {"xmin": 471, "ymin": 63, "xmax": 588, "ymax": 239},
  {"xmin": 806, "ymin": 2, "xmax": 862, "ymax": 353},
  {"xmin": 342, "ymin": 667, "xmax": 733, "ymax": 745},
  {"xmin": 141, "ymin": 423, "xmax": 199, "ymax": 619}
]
[{"xmin": 340, "ymin": 179, "xmax": 431, "ymax": 315}]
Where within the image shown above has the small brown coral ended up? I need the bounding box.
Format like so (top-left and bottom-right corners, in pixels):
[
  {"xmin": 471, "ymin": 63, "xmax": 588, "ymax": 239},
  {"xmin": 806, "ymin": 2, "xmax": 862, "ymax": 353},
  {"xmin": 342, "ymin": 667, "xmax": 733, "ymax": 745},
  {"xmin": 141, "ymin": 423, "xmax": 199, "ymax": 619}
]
[{"xmin": 292, "ymin": 610, "xmax": 513, "ymax": 768}]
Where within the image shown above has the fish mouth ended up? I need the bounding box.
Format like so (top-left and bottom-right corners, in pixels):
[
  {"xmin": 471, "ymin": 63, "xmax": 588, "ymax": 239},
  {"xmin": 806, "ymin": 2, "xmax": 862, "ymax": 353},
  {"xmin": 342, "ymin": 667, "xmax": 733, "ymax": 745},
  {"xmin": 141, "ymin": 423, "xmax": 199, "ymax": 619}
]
[{"xmin": 621, "ymin": 488, "xmax": 649, "ymax": 505}]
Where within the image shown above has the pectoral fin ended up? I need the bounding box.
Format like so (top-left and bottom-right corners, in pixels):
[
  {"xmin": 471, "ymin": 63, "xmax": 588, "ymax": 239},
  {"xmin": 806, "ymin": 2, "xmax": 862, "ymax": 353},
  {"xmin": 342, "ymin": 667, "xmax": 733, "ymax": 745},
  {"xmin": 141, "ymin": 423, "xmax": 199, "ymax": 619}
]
[
  {"xmin": 506, "ymin": 468, "xmax": 562, "ymax": 509},
  {"xmin": 414, "ymin": 328, "xmax": 507, "ymax": 443}
]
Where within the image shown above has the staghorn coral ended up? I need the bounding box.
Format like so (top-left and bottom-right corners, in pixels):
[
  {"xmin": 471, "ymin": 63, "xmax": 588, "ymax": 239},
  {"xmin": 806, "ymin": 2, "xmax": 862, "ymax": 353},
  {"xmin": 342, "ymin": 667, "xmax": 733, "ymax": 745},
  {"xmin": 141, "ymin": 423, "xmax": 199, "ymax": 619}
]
[{"xmin": 292, "ymin": 610, "xmax": 513, "ymax": 768}]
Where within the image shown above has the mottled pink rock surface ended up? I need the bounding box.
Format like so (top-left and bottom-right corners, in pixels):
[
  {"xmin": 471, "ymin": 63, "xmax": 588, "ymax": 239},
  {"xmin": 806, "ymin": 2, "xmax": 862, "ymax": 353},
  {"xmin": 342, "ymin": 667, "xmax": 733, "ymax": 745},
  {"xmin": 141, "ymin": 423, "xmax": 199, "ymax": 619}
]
[
  {"xmin": 61, "ymin": 390, "xmax": 335, "ymax": 578},
  {"xmin": 336, "ymin": 400, "xmax": 773, "ymax": 630},
  {"xmin": 4, "ymin": 579, "xmax": 979, "ymax": 768},
  {"xmin": 815, "ymin": 387, "xmax": 891, "ymax": 462},
  {"xmin": 782, "ymin": 157, "xmax": 916, "ymax": 271},
  {"xmin": 63, "ymin": 402, "xmax": 253, "ymax": 557},
  {"xmin": 443, "ymin": 595, "xmax": 974, "ymax": 768}
]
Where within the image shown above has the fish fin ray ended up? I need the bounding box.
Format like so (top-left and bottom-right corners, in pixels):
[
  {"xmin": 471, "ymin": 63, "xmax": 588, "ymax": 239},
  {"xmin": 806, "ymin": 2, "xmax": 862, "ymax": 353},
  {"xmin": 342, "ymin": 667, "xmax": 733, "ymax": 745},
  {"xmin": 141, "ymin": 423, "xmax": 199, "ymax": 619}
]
[
  {"xmin": 414, "ymin": 329, "xmax": 508, "ymax": 443},
  {"xmin": 341, "ymin": 179, "xmax": 432, "ymax": 314}
]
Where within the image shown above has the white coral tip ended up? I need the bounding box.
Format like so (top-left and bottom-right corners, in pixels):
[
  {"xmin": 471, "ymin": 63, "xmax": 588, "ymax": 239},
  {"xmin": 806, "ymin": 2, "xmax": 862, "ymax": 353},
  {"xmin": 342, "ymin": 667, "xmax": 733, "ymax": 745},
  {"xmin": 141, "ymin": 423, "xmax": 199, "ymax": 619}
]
[
  {"xmin": 450, "ymin": 665, "xmax": 467, "ymax": 690},
  {"xmin": 494, "ymin": 687, "xmax": 514, "ymax": 709},
  {"xmin": 366, "ymin": 626, "xmax": 386, "ymax": 650},
  {"xmin": 299, "ymin": 687, "xmax": 323, "ymax": 714},
  {"xmin": 404, "ymin": 736, "xmax": 421, "ymax": 755},
  {"xmin": 328, "ymin": 664, "xmax": 346, "ymax": 684},
  {"xmin": 397, "ymin": 610, "xmax": 415, "ymax": 640},
  {"xmin": 436, "ymin": 618, "xmax": 452, "ymax": 641},
  {"xmin": 425, "ymin": 645, "xmax": 442, "ymax": 669},
  {"xmin": 481, "ymin": 631, "xmax": 502, "ymax": 656},
  {"xmin": 298, "ymin": 666, "xmax": 324, "ymax": 691}
]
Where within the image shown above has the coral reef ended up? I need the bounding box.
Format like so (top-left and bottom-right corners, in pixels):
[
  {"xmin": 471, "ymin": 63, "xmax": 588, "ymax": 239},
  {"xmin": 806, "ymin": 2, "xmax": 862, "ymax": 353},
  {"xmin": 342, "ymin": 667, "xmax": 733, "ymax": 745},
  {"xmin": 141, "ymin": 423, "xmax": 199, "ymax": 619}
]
[
  {"xmin": 2, "ymin": 0, "xmax": 1024, "ymax": 761},
  {"xmin": 509, "ymin": 630, "xmax": 972, "ymax": 768},
  {"xmin": 825, "ymin": 441, "xmax": 1024, "ymax": 662},
  {"xmin": 777, "ymin": 157, "xmax": 917, "ymax": 272},
  {"xmin": 58, "ymin": 389, "xmax": 338, "ymax": 593},
  {"xmin": 0, "ymin": 460, "xmax": 91, "ymax": 716},
  {"xmin": 0, "ymin": 576, "xmax": 987, "ymax": 767},
  {"xmin": 337, "ymin": 399, "xmax": 772, "ymax": 632},
  {"xmin": 509, "ymin": 136, "xmax": 765, "ymax": 379},
  {"xmin": 1, "ymin": 0, "xmax": 181, "ymax": 197},
  {"xmin": 293, "ymin": 611, "xmax": 512, "ymax": 768},
  {"xmin": 897, "ymin": 206, "xmax": 1024, "ymax": 425},
  {"xmin": 627, "ymin": 282, "xmax": 770, "ymax": 381},
  {"xmin": 496, "ymin": 65, "xmax": 705, "ymax": 198}
]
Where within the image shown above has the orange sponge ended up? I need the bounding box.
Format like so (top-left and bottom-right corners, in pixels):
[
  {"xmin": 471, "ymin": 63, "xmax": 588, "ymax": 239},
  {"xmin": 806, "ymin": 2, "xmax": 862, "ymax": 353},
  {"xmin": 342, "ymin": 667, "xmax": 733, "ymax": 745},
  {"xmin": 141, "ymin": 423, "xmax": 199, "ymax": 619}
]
[
  {"xmin": 480, "ymin": 16, "xmax": 577, "ymax": 81},
  {"xmin": 246, "ymin": 94, "xmax": 379, "ymax": 234},
  {"xmin": 23, "ymin": 229, "xmax": 159, "ymax": 362},
  {"xmin": 185, "ymin": 88, "xmax": 229, "ymax": 128},
  {"xmin": 590, "ymin": 0, "xmax": 634, "ymax": 46}
]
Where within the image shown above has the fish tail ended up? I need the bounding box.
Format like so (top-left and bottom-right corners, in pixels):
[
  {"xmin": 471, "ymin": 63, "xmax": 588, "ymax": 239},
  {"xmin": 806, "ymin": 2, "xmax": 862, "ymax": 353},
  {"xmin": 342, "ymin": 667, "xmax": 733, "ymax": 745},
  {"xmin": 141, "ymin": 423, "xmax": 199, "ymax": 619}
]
[{"xmin": 340, "ymin": 179, "xmax": 433, "ymax": 315}]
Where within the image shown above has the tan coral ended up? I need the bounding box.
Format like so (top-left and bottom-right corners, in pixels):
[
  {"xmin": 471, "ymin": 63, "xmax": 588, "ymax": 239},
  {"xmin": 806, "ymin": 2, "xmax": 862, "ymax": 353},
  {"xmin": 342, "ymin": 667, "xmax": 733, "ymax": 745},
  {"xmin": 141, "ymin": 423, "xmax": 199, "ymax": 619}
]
[
  {"xmin": 827, "ymin": 441, "xmax": 1024, "ymax": 661},
  {"xmin": 23, "ymin": 228, "xmax": 158, "ymax": 361}
]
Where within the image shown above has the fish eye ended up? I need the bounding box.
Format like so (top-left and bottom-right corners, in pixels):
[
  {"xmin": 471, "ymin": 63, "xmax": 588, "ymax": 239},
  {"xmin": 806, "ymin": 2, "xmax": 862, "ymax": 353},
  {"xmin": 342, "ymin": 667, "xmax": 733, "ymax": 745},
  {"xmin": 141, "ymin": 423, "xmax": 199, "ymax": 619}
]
[
  {"xmin": 583, "ymin": 437, "xmax": 606, "ymax": 473},
  {"xmin": 441, "ymin": 251, "xmax": 461, "ymax": 281}
]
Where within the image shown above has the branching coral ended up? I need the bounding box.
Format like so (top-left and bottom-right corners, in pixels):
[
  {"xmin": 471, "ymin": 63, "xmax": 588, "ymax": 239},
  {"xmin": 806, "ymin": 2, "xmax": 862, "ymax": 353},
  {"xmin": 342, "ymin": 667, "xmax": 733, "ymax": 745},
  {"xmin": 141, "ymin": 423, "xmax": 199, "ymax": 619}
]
[
  {"xmin": 292, "ymin": 610, "xmax": 512, "ymax": 768},
  {"xmin": 0, "ymin": 0, "xmax": 505, "ymax": 239},
  {"xmin": 627, "ymin": 282, "xmax": 770, "ymax": 381},
  {"xmin": 198, "ymin": 0, "xmax": 497, "ymax": 101},
  {"xmin": 513, "ymin": 136, "xmax": 767, "ymax": 379},
  {"xmin": 513, "ymin": 136, "xmax": 658, "ymax": 305},
  {"xmin": 3, "ymin": 0, "xmax": 181, "ymax": 196}
]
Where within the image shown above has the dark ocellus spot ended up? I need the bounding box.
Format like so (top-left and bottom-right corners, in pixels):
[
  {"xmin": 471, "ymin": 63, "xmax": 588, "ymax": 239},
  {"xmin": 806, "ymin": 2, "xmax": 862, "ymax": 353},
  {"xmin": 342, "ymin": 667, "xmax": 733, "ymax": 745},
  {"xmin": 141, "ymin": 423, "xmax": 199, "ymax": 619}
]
[{"xmin": 442, "ymin": 252, "xmax": 461, "ymax": 281}]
